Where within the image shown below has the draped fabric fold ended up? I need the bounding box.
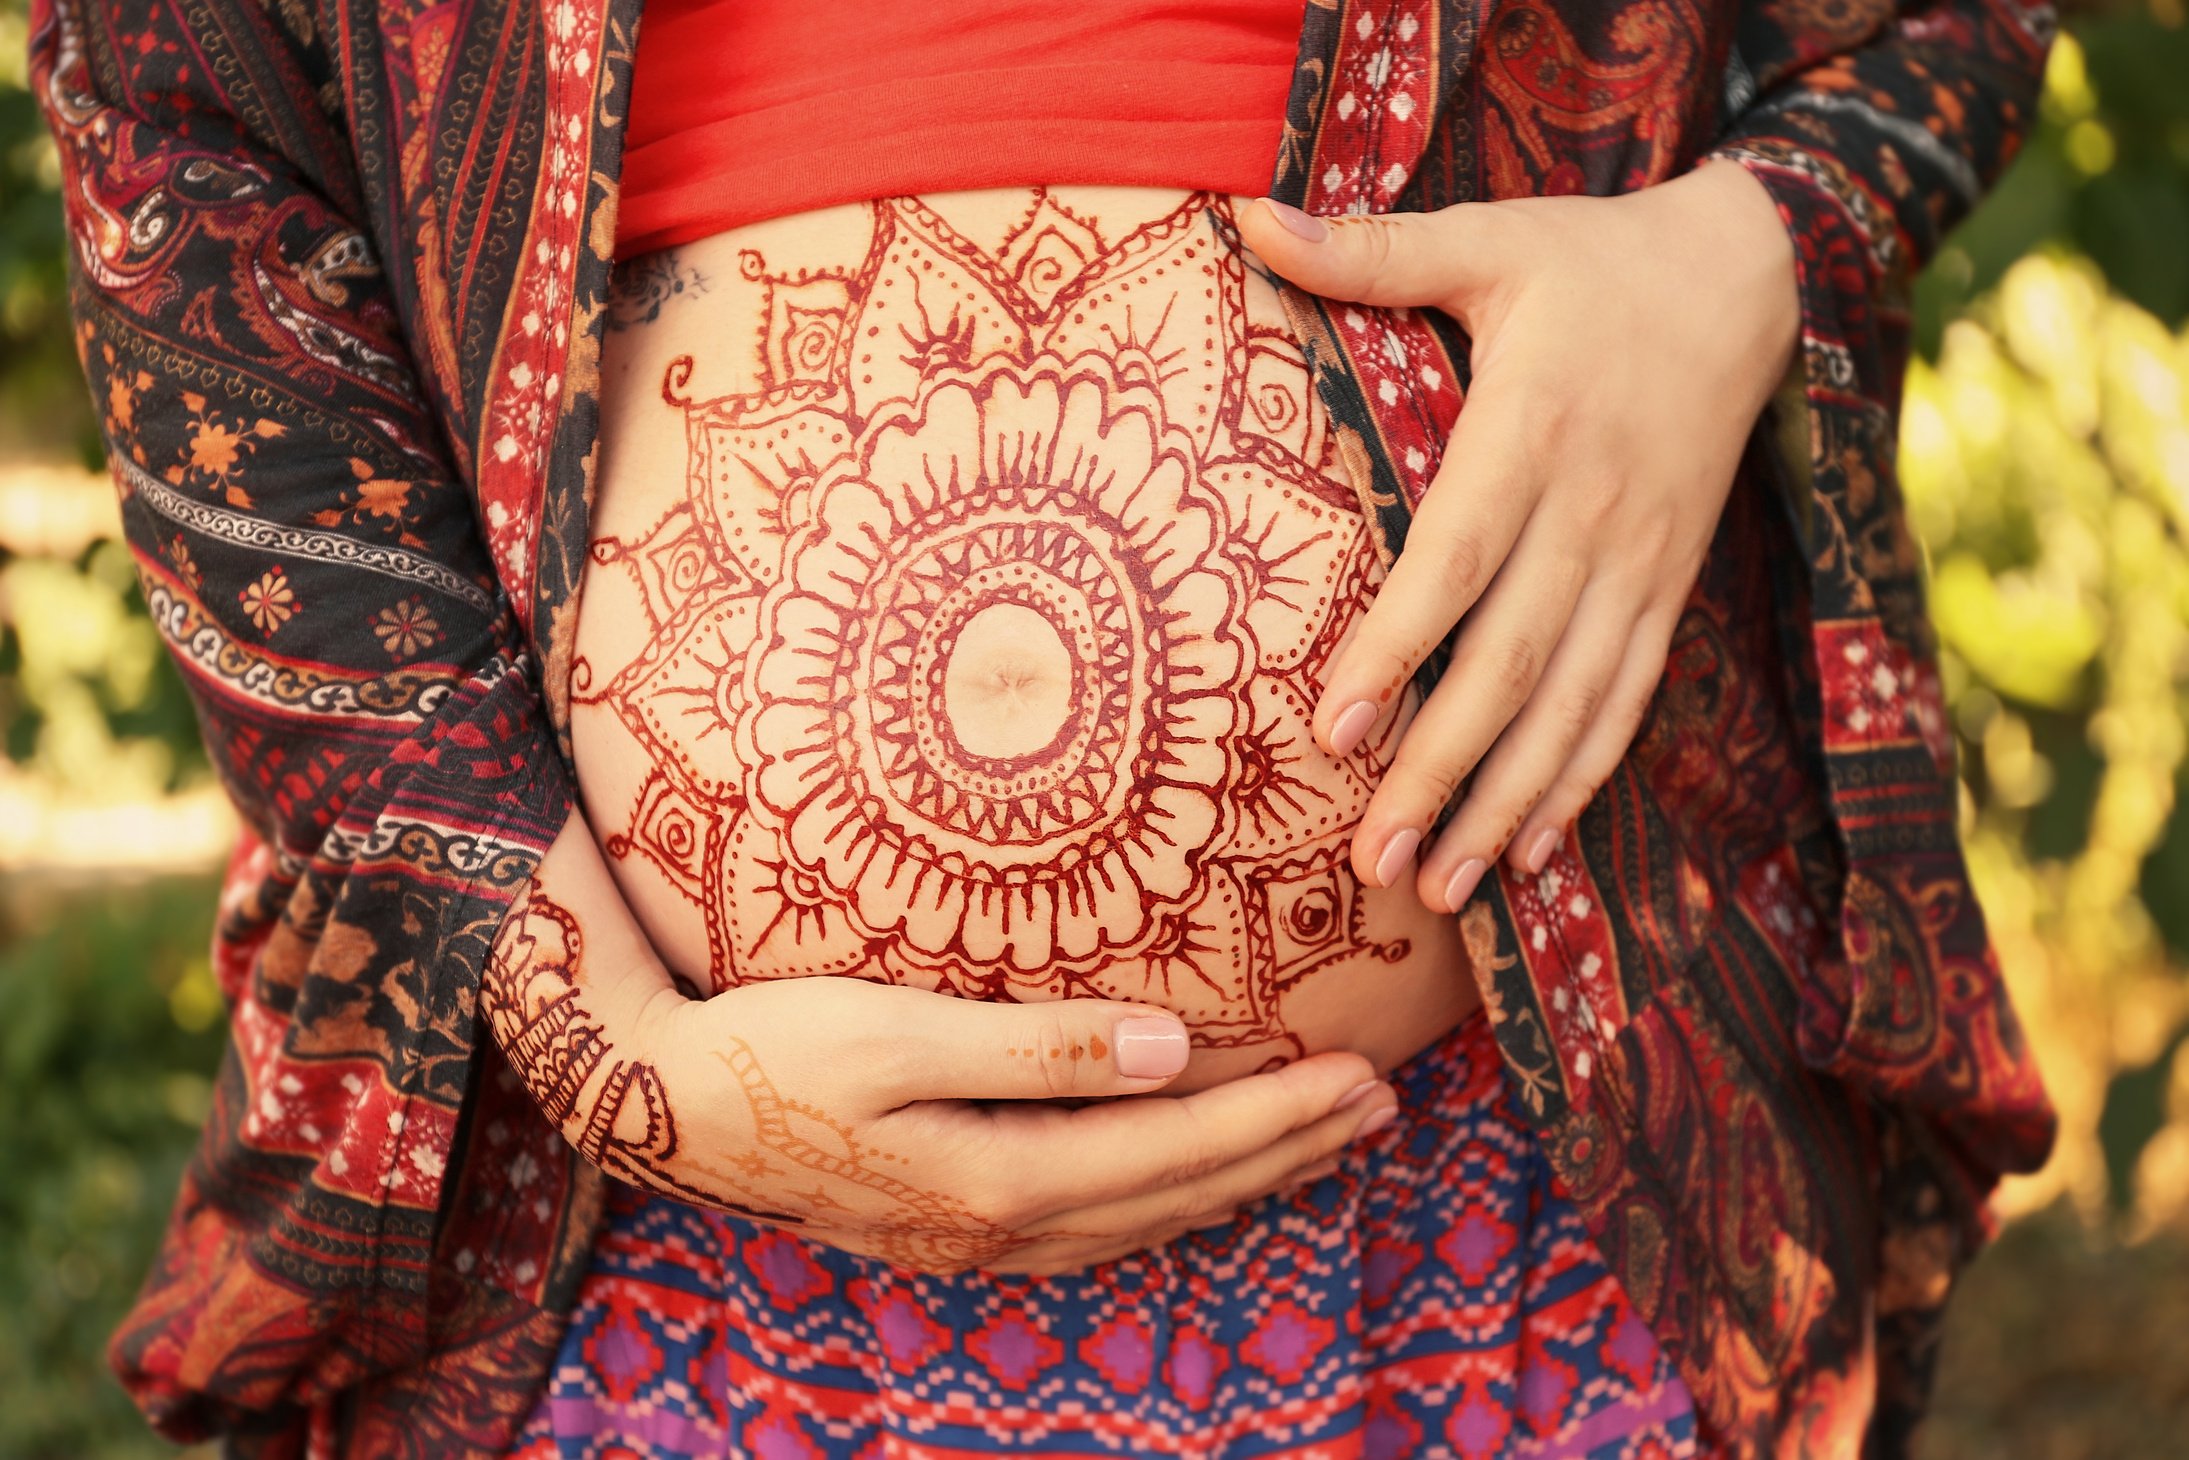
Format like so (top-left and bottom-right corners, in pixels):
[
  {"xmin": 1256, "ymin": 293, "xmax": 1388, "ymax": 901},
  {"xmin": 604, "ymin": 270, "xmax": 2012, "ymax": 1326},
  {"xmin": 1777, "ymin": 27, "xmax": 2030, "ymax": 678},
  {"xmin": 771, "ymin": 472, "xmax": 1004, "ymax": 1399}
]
[{"xmin": 1272, "ymin": 0, "xmax": 2055, "ymax": 1451}]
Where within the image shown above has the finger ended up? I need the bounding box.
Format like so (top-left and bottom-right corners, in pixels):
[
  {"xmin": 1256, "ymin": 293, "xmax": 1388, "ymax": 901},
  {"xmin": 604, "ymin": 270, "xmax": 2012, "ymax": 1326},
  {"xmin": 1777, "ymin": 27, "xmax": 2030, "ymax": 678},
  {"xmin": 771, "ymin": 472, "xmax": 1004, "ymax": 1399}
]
[
  {"xmin": 1311, "ymin": 380, "xmax": 1544, "ymax": 761},
  {"xmin": 793, "ymin": 1226, "xmax": 1014, "ymax": 1279},
  {"xmin": 1235, "ymin": 197, "xmax": 1515, "ymax": 314},
  {"xmin": 994, "ymin": 1201, "xmax": 1251, "ymax": 1276},
  {"xmin": 1345, "ymin": 520, "xmax": 1588, "ymax": 891},
  {"xmin": 999, "ymin": 1151, "xmax": 1350, "ymax": 1276},
  {"xmin": 967, "ymin": 1048, "xmax": 1381, "ymax": 1222},
  {"xmin": 1020, "ymin": 1084, "xmax": 1391, "ymax": 1244},
  {"xmin": 990, "ymin": 1232, "xmax": 1182, "ymax": 1279},
  {"xmin": 853, "ymin": 983, "xmax": 1197, "ymax": 1104},
  {"xmin": 998, "ymin": 1215, "xmax": 1215, "ymax": 1276},
  {"xmin": 1410, "ymin": 586, "xmax": 1639, "ymax": 910},
  {"xmin": 1493, "ymin": 606, "xmax": 1678, "ymax": 884}
]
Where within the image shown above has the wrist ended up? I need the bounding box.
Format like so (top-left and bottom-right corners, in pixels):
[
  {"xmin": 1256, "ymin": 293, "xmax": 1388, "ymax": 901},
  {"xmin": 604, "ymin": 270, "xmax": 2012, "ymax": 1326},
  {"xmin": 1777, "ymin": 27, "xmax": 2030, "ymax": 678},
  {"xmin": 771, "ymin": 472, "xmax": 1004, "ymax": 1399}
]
[
  {"xmin": 1637, "ymin": 159, "xmax": 1799, "ymax": 387},
  {"xmin": 1696, "ymin": 160, "xmax": 1800, "ymax": 361}
]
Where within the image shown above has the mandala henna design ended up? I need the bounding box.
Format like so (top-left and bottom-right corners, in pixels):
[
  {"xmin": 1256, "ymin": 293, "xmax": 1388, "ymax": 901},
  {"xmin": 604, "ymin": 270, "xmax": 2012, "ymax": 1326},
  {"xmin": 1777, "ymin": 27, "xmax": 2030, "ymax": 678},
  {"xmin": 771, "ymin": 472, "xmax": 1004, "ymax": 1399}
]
[{"xmin": 576, "ymin": 190, "xmax": 1423, "ymax": 1053}]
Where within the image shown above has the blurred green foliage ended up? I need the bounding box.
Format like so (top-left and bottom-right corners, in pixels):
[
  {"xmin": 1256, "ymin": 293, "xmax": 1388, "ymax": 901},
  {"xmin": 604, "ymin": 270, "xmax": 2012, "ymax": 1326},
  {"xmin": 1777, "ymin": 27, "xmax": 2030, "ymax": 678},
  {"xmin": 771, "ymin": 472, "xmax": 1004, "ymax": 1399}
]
[
  {"xmin": 0, "ymin": 0, "xmax": 94, "ymax": 465},
  {"xmin": 1906, "ymin": 242, "xmax": 2189, "ymax": 1221},
  {"xmin": 0, "ymin": 879, "xmax": 224, "ymax": 1460},
  {"xmin": 1912, "ymin": 7, "xmax": 2189, "ymax": 352},
  {"xmin": 0, "ymin": 0, "xmax": 2185, "ymax": 1456},
  {"xmin": 4, "ymin": 536, "xmax": 209, "ymax": 793}
]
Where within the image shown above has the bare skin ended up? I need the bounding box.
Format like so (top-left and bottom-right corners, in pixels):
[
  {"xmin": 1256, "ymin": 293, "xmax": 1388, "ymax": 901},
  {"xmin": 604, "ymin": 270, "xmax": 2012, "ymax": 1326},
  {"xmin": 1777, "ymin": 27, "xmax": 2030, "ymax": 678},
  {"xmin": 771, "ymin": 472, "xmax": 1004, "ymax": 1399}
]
[
  {"xmin": 490, "ymin": 168, "xmax": 1799, "ymax": 1275},
  {"xmin": 1234, "ymin": 162, "xmax": 1803, "ymax": 909},
  {"xmin": 483, "ymin": 186, "xmax": 1471, "ymax": 1277},
  {"xmin": 571, "ymin": 187, "xmax": 1480, "ymax": 1094},
  {"xmin": 489, "ymin": 816, "xmax": 1396, "ymax": 1276}
]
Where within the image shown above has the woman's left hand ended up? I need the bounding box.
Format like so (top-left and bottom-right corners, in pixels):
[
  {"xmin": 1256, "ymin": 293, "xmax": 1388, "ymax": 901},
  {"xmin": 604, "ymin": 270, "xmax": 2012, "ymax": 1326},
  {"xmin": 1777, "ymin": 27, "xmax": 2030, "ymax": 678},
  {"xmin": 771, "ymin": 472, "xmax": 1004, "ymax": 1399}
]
[{"xmin": 1235, "ymin": 161, "xmax": 1801, "ymax": 914}]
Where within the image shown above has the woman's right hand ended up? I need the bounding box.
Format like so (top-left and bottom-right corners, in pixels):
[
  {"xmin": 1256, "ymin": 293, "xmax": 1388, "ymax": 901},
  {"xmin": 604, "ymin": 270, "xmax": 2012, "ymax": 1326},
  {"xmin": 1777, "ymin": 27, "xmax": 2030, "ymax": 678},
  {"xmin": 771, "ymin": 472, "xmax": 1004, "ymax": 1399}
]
[{"xmin": 486, "ymin": 815, "xmax": 1398, "ymax": 1278}]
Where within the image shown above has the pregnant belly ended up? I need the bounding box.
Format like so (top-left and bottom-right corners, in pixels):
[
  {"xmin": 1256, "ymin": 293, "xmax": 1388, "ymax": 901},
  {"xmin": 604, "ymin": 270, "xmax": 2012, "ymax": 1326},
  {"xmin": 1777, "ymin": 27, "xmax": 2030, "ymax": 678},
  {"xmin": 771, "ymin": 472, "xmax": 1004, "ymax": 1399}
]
[{"xmin": 571, "ymin": 186, "xmax": 1478, "ymax": 1090}]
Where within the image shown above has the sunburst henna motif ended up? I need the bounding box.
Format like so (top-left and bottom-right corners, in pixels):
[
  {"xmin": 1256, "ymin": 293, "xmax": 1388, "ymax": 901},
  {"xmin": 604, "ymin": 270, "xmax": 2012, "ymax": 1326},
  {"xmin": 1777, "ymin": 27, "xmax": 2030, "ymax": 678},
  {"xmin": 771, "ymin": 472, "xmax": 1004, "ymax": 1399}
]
[
  {"xmin": 576, "ymin": 190, "xmax": 1417, "ymax": 1049},
  {"xmin": 742, "ymin": 366, "xmax": 1249, "ymax": 984}
]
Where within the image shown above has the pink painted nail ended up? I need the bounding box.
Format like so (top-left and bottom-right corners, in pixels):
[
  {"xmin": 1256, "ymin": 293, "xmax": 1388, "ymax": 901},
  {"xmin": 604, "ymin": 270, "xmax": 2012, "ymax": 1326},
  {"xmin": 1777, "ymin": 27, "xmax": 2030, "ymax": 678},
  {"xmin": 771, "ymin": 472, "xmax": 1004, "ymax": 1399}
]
[
  {"xmin": 1333, "ymin": 1080, "xmax": 1381, "ymax": 1112},
  {"xmin": 1354, "ymin": 1105, "xmax": 1397, "ymax": 1140},
  {"xmin": 1442, "ymin": 858, "xmax": 1487, "ymax": 912},
  {"xmin": 1373, "ymin": 828, "xmax": 1421, "ymax": 889},
  {"xmin": 1328, "ymin": 700, "xmax": 1377, "ymax": 757},
  {"xmin": 1522, "ymin": 827, "xmax": 1561, "ymax": 875},
  {"xmin": 1115, "ymin": 1016, "xmax": 1189, "ymax": 1078},
  {"xmin": 1260, "ymin": 197, "xmax": 1330, "ymax": 242}
]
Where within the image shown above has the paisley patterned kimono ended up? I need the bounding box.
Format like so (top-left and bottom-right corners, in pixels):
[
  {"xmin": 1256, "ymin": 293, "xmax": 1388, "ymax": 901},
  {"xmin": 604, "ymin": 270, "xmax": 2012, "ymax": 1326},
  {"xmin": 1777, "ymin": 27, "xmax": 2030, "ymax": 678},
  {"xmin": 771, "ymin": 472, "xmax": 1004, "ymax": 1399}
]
[{"xmin": 29, "ymin": 0, "xmax": 2057, "ymax": 1453}]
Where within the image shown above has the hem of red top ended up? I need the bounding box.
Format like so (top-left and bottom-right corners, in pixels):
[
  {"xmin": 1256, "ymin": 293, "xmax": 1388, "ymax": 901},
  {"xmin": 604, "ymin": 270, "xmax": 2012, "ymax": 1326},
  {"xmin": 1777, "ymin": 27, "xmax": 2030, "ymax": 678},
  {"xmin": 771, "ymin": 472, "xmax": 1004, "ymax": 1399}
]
[{"xmin": 614, "ymin": 64, "xmax": 1293, "ymax": 257}]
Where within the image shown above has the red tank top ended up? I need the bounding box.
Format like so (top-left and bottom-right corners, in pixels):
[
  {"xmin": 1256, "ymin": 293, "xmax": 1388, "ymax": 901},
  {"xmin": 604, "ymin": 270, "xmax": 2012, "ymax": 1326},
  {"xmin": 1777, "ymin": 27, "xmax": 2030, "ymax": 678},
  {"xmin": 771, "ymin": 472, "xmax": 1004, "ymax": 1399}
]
[{"xmin": 616, "ymin": 1, "xmax": 1301, "ymax": 258}]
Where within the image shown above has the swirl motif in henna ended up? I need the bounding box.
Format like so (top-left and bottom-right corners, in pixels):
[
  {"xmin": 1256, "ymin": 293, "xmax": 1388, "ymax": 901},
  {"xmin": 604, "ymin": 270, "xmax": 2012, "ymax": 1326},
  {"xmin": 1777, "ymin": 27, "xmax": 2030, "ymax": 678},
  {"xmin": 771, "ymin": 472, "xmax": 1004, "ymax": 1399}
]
[{"xmin": 577, "ymin": 190, "xmax": 1414, "ymax": 1052}]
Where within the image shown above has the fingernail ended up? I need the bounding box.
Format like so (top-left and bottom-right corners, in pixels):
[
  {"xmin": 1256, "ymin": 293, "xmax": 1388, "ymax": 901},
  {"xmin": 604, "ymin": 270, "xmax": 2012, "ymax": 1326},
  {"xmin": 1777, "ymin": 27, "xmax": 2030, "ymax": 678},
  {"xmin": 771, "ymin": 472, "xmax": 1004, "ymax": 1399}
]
[
  {"xmin": 1522, "ymin": 827, "xmax": 1561, "ymax": 875},
  {"xmin": 1288, "ymin": 1157, "xmax": 1342, "ymax": 1190},
  {"xmin": 1442, "ymin": 857, "xmax": 1487, "ymax": 912},
  {"xmin": 1115, "ymin": 1016, "xmax": 1190, "ymax": 1078},
  {"xmin": 1373, "ymin": 828, "xmax": 1421, "ymax": 889},
  {"xmin": 1333, "ymin": 1080, "xmax": 1380, "ymax": 1112},
  {"xmin": 1354, "ymin": 1104, "xmax": 1397, "ymax": 1140},
  {"xmin": 1260, "ymin": 197, "xmax": 1330, "ymax": 243},
  {"xmin": 1328, "ymin": 700, "xmax": 1377, "ymax": 757}
]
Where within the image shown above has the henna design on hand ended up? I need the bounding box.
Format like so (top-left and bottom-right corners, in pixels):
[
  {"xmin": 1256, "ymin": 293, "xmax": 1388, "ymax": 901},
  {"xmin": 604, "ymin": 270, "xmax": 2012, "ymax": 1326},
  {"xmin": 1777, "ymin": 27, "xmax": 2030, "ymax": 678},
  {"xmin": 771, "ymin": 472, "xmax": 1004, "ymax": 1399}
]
[
  {"xmin": 484, "ymin": 878, "xmax": 801, "ymax": 1224},
  {"xmin": 689, "ymin": 1041, "xmax": 1031, "ymax": 1271},
  {"xmin": 483, "ymin": 873, "xmax": 1078, "ymax": 1265},
  {"xmin": 481, "ymin": 887, "xmax": 607, "ymax": 1129}
]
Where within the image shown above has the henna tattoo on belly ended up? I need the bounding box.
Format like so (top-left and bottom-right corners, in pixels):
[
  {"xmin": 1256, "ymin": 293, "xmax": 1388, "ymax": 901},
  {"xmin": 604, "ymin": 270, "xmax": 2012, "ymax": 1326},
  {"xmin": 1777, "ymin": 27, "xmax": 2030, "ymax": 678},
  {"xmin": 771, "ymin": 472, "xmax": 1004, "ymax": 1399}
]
[{"xmin": 576, "ymin": 189, "xmax": 1429, "ymax": 1052}]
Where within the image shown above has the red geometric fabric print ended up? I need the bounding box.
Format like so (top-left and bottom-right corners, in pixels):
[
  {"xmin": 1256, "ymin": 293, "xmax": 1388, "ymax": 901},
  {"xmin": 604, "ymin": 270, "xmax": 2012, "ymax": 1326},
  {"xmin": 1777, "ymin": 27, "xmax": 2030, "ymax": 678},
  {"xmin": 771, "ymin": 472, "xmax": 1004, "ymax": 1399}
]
[{"xmin": 508, "ymin": 1013, "xmax": 1706, "ymax": 1458}]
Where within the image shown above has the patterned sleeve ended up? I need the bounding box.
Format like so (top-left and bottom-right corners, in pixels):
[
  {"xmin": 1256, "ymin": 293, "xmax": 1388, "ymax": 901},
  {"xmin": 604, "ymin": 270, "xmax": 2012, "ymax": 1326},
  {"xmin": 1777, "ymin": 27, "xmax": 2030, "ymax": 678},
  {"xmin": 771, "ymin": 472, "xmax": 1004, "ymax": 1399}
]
[
  {"xmin": 32, "ymin": 0, "xmax": 578, "ymax": 1441},
  {"xmin": 1705, "ymin": 0, "xmax": 2058, "ymax": 1169},
  {"xmin": 1713, "ymin": 0, "xmax": 2057, "ymax": 305}
]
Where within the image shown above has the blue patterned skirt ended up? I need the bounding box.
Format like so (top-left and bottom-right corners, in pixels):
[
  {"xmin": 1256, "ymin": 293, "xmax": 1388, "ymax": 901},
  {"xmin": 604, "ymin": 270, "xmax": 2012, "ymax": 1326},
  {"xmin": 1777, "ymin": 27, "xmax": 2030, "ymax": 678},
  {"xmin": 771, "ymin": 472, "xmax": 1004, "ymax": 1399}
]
[{"xmin": 510, "ymin": 1010, "xmax": 1702, "ymax": 1458}]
